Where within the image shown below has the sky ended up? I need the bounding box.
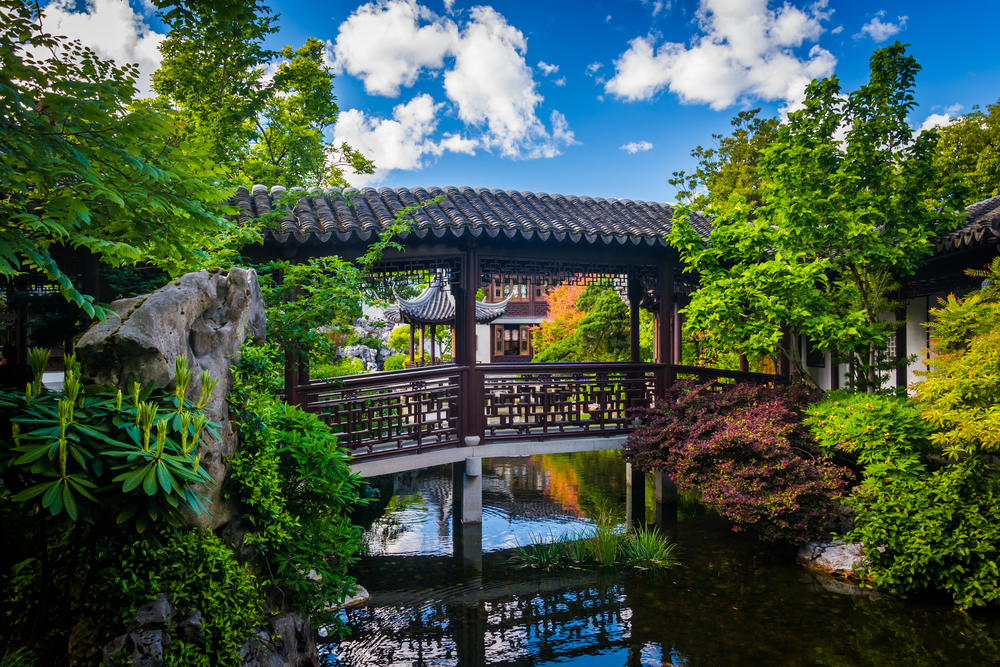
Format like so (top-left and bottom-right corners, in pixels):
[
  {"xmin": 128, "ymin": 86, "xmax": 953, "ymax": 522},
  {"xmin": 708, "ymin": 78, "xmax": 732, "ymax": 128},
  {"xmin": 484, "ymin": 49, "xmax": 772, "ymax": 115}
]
[{"xmin": 40, "ymin": 0, "xmax": 1000, "ymax": 203}]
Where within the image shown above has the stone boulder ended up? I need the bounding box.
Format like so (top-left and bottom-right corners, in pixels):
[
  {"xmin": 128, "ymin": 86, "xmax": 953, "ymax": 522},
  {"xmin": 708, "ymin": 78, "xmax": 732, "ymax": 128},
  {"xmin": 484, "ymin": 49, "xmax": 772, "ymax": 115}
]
[
  {"xmin": 338, "ymin": 344, "xmax": 378, "ymax": 372},
  {"xmin": 77, "ymin": 268, "xmax": 266, "ymax": 530},
  {"xmin": 103, "ymin": 594, "xmax": 318, "ymax": 667},
  {"xmin": 797, "ymin": 540, "xmax": 865, "ymax": 577}
]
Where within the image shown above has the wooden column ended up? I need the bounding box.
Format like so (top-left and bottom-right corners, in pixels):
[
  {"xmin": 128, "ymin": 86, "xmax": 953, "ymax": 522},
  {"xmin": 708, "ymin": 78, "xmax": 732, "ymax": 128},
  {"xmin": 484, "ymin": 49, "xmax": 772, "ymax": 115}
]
[
  {"xmin": 419, "ymin": 324, "xmax": 425, "ymax": 367},
  {"xmin": 673, "ymin": 300, "xmax": 683, "ymax": 364},
  {"xmin": 408, "ymin": 323, "xmax": 415, "ymax": 365},
  {"xmin": 430, "ymin": 324, "xmax": 437, "ymax": 365},
  {"xmin": 627, "ymin": 277, "xmax": 641, "ymax": 363},
  {"xmin": 779, "ymin": 326, "xmax": 792, "ymax": 381},
  {"xmin": 657, "ymin": 261, "xmax": 675, "ymax": 385},
  {"xmin": 455, "ymin": 247, "xmax": 482, "ymax": 443},
  {"xmin": 895, "ymin": 308, "xmax": 907, "ymax": 389}
]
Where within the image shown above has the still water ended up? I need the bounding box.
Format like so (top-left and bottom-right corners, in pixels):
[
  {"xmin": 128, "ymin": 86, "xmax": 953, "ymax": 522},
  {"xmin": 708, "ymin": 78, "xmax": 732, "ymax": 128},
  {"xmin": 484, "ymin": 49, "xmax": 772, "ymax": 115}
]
[{"xmin": 322, "ymin": 451, "xmax": 1000, "ymax": 666}]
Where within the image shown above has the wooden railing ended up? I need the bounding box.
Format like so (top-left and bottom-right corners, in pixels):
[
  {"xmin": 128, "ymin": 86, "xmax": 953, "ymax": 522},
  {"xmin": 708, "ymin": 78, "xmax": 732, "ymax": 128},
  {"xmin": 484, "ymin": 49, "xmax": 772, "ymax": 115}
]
[
  {"xmin": 296, "ymin": 362, "xmax": 785, "ymax": 461},
  {"xmin": 480, "ymin": 362, "xmax": 664, "ymax": 443},
  {"xmin": 672, "ymin": 364, "xmax": 785, "ymax": 385},
  {"xmin": 297, "ymin": 365, "xmax": 463, "ymax": 461}
]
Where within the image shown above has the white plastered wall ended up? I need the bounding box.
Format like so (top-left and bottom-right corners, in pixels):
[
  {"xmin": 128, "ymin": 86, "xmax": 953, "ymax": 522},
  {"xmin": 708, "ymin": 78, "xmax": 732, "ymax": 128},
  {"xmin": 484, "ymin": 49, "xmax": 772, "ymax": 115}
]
[{"xmin": 475, "ymin": 324, "xmax": 490, "ymax": 364}]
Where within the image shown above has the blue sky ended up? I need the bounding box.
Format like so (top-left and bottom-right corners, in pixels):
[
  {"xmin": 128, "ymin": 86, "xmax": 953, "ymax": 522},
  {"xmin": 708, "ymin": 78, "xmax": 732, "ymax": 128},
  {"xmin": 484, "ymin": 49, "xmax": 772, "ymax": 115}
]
[{"xmin": 43, "ymin": 0, "xmax": 1000, "ymax": 202}]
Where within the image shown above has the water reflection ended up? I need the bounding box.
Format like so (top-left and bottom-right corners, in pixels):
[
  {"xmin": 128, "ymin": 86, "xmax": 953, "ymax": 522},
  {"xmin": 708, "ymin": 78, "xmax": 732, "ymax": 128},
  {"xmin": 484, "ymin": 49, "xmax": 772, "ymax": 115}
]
[{"xmin": 328, "ymin": 451, "xmax": 1000, "ymax": 666}]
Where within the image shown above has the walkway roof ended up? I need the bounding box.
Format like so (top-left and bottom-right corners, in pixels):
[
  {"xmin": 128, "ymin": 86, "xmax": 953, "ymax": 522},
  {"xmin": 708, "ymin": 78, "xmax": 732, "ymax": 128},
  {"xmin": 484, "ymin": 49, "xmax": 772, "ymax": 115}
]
[{"xmin": 229, "ymin": 184, "xmax": 711, "ymax": 248}]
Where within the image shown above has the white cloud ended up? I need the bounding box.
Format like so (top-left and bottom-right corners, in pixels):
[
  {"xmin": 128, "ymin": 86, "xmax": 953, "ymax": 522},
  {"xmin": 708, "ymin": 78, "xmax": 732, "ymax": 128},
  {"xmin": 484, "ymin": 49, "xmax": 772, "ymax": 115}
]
[
  {"xmin": 333, "ymin": 94, "xmax": 478, "ymax": 186},
  {"xmin": 331, "ymin": 0, "xmax": 456, "ymax": 97},
  {"xmin": 604, "ymin": 0, "xmax": 836, "ymax": 111},
  {"xmin": 586, "ymin": 62, "xmax": 603, "ymax": 76},
  {"xmin": 40, "ymin": 0, "xmax": 165, "ymax": 97},
  {"xmin": 443, "ymin": 0, "xmax": 456, "ymax": 10},
  {"xmin": 553, "ymin": 77, "xmax": 566, "ymax": 86},
  {"xmin": 332, "ymin": 0, "xmax": 575, "ymax": 166},
  {"xmin": 916, "ymin": 104, "xmax": 963, "ymax": 134},
  {"xmin": 606, "ymin": 15, "xmax": 612, "ymax": 22},
  {"xmin": 855, "ymin": 12, "xmax": 907, "ymax": 42},
  {"xmin": 620, "ymin": 140, "xmax": 654, "ymax": 153},
  {"xmin": 538, "ymin": 61, "xmax": 559, "ymax": 76}
]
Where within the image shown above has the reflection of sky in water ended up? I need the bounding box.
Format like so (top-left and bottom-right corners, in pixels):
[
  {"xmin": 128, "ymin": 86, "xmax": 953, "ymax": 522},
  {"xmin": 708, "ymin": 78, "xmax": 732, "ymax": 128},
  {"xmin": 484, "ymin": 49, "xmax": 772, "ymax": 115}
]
[
  {"xmin": 363, "ymin": 456, "xmax": 600, "ymax": 556},
  {"xmin": 329, "ymin": 451, "xmax": 1000, "ymax": 667}
]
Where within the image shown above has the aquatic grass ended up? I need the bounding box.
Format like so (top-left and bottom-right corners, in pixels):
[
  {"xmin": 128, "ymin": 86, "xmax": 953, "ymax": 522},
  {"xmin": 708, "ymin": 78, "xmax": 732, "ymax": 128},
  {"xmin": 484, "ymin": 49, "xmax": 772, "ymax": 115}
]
[
  {"xmin": 510, "ymin": 531, "xmax": 569, "ymax": 570},
  {"xmin": 623, "ymin": 525, "xmax": 679, "ymax": 569},
  {"xmin": 589, "ymin": 516, "xmax": 623, "ymax": 567}
]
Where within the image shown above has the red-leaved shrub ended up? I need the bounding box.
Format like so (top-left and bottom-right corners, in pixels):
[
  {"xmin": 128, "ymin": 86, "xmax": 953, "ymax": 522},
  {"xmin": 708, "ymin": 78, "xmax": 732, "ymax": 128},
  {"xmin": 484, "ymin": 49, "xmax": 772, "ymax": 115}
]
[{"xmin": 624, "ymin": 380, "xmax": 852, "ymax": 542}]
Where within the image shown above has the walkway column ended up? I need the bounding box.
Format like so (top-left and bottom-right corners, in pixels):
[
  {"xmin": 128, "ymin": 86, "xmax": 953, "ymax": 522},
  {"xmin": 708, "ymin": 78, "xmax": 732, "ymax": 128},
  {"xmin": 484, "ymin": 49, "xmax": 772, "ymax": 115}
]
[
  {"xmin": 657, "ymin": 261, "xmax": 675, "ymax": 385},
  {"xmin": 626, "ymin": 462, "xmax": 645, "ymax": 528},
  {"xmin": 454, "ymin": 246, "xmax": 483, "ymax": 443},
  {"xmin": 628, "ymin": 277, "xmax": 641, "ymax": 363},
  {"xmin": 408, "ymin": 323, "xmax": 414, "ymax": 366},
  {"xmin": 654, "ymin": 470, "xmax": 678, "ymax": 540},
  {"xmin": 430, "ymin": 324, "xmax": 437, "ymax": 365},
  {"xmin": 452, "ymin": 458, "xmax": 483, "ymax": 570},
  {"xmin": 419, "ymin": 324, "xmax": 425, "ymax": 366}
]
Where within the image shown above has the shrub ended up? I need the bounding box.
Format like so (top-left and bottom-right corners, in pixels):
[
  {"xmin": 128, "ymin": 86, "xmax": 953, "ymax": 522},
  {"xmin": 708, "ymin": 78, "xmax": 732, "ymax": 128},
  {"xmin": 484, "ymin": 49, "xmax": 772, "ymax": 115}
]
[
  {"xmin": 806, "ymin": 391, "xmax": 936, "ymax": 480},
  {"xmin": 624, "ymin": 380, "xmax": 851, "ymax": 542},
  {"xmin": 805, "ymin": 279, "xmax": 1000, "ymax": 608},
  {"xmin": 312, "ymin": 357, "xmax": 365, "ymax": 378},
  {"xmin": 0, "ymin": 352, "xmax": 218, "ymax": 532},
  {"xmin": 848, "ymin": 456, "xmax": 1000, "ymax": 609},
  {"xmin": 93, "ymin": 530, "xmax": 264, "ymax": 666},
  {"xmin": 383, "ymin": 353, "xmax": 407, "ymax": 371},
  {"xmin": 228, "ymin": 343, "xmax": 367, "ymax": 618}
]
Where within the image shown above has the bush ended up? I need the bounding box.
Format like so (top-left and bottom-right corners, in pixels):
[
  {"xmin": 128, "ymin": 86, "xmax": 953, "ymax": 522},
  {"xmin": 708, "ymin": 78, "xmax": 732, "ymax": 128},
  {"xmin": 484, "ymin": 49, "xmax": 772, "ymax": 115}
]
[
  {"xmin": 848, "ymin": 456, "xmax": 1000, "ymax": 609},
  {"xmin": 228, "ymin": 343, "xmax": 367, "ymax": 618},
  {"xmin": 383, "ymin": 353, "xmax": 407, "ymax": 371},
  {"xmin": 807, "ymin": 388, "xmax": 1000, "ymax": 609},
  {"xmin": 0, "ymin": 351, "xmax": 217, "ymax": 532},
  {"xmin": 624, "ymin": 380, "xmax": 851, "ymax": 542},
  {"xmin": 312, "ymin": 357, "xmax": 365, "ymax": 378},
  {"xmin": 93, "ymin": 531, "xmax": 264, "ymax": 666}
]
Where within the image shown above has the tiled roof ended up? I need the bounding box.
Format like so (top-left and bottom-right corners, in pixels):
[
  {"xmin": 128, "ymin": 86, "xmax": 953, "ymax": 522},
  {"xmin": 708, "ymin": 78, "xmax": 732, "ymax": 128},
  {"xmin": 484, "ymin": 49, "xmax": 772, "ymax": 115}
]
[
  {"xmin": 935, "ymin": 195, "xmax": 1000, "ymax": 253},
  {"xmin": 230, "ymin": 185, "xmax": 710, "ymax": 246},
  {"xmin": 384, "ymin": 272, "xmax": 509, "ymax": 325}
]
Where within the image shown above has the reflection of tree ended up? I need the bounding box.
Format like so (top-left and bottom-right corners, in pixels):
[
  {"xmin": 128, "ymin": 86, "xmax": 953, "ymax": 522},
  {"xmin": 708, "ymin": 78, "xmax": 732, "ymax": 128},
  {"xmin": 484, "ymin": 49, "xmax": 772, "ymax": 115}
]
[
  {"xmin": 363, "ymin": 493, "xmax": 427, "ymax": 553},
  {"xmin": 531, "ymin": 451, "xmax": 627, "ymax": 520}
]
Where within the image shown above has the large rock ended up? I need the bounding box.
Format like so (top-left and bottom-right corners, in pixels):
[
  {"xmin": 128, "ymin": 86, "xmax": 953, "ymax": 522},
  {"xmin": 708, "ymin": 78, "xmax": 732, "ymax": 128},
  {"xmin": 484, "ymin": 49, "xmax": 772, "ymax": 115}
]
[
  {"xmin": 797, "ymin": 540, "xmax": 865, "ymax": 577},
  {"xmin": 77, "ymin": 268, "xmax": 266, "ymax": 530},
  {"xmin": 103, "ymin": 595, "xmax": 318, "ymax": 667}
]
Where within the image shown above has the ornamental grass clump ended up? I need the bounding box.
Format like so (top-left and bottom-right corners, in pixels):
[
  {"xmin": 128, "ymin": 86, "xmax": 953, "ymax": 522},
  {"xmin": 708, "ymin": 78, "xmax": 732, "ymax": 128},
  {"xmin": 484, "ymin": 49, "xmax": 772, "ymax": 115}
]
[{"xmin": 623, "ymin": 380, "xmax": 852, "ymax": 542}]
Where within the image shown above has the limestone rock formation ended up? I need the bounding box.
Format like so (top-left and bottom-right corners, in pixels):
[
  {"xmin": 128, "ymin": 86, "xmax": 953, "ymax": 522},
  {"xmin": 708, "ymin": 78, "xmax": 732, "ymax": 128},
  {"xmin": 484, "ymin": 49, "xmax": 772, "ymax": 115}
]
[
  {"xmin": 797, "ymin": 540, "xmax": 865, "ymax": 577},
  {"xmin": 102, "ymin": 594, "xmax": 319, "ymax": 667},
  {"xmin": 76, "ymin": 268, "xmax": 266, "ymax": 530}
]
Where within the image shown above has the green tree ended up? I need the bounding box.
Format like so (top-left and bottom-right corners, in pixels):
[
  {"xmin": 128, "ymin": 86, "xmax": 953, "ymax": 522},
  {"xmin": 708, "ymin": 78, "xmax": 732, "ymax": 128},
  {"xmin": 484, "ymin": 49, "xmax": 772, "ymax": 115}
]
[
  {"xmin": 0, "ymin": 0, "xmax": 232, "ymax": 318},
  {"xmin": 932, "ymin": 97, "xmax": 1000, "ymax": 202},
  {"xmin": 671, "ymin": 43, "xmax": 965, "ymax": 390},
  {"xmin": 152, "ymin": 0, "xmax": 278, "ymax": 168},
  {"xmin": 239, "ymin": 38, "xmax": 373, "ymax": 188},
  {"xmin": 669, "ymin": 108, "xmax": 779, "ymax": 213}
]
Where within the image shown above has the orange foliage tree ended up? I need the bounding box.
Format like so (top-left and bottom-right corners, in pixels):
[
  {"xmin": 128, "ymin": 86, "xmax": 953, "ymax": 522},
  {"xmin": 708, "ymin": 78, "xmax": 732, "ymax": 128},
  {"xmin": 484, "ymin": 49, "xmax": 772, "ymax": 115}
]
[{"xmin": 531, "ymin": 284, "xmax": 585, "ymax": 358}]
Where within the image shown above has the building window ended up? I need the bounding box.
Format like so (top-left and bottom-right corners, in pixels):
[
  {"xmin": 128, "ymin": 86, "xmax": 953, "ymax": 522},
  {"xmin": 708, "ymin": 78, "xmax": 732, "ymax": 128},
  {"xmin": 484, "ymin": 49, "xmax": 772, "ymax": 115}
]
[{"xmin": 493, "ymin": 324, "xmax": 531, "ymax": 357}]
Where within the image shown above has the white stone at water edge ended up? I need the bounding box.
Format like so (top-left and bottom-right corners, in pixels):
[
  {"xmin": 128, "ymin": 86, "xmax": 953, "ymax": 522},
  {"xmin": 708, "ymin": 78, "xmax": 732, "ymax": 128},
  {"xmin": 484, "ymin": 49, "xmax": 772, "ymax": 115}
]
[{"xmin": 797, "ymin": 540, "xmax": 864, "ymax": 577}]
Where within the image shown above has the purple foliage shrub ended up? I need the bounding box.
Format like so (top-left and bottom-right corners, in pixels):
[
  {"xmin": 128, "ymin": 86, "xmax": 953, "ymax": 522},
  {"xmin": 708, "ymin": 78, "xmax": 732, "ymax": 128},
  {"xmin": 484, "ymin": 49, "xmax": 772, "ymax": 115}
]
[{"xmin": 624, "ymin": 380, "xmax": 852, "ymax": 542}]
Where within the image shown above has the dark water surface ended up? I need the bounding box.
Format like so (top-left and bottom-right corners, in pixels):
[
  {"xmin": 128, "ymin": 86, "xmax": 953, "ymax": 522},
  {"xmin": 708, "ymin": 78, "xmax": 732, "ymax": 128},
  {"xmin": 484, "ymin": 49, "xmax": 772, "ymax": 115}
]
[{"xmin": 321, "ymin": 451, "xmax": 1000, "ymax": 666}]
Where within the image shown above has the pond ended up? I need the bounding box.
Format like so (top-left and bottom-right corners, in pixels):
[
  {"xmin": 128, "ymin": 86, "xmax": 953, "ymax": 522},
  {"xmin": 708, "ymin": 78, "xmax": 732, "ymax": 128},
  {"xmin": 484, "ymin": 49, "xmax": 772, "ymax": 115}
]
[{"xmin": 321, "ymin": 451, "xmax": 1000, "ymax": 666}]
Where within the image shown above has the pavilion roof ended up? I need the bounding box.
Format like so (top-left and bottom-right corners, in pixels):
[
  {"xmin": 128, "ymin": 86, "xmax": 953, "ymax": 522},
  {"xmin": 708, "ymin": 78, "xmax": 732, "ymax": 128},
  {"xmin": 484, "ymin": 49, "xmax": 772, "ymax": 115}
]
[
  {"xmin": 934, "ymin": 194, "xmax": 1000, "ymax": 253},
  {"xmin": 229, "ymin": 184, "xmax": 711, "ymax": 247},
  {"xmin": 384, "ymin": 272, "xmax": 509, "ymax": 325}
]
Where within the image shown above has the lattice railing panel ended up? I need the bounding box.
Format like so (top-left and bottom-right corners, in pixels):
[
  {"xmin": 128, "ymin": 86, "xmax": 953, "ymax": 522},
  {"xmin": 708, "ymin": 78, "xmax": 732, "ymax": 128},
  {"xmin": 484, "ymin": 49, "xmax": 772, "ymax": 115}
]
[
  {"xmin": 481, "ymin": 363, "xmax": 662, "ymax": 442},
  {"xmin": 299, "ymin": 366, "xmax": 462, "ymax": 459}
]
